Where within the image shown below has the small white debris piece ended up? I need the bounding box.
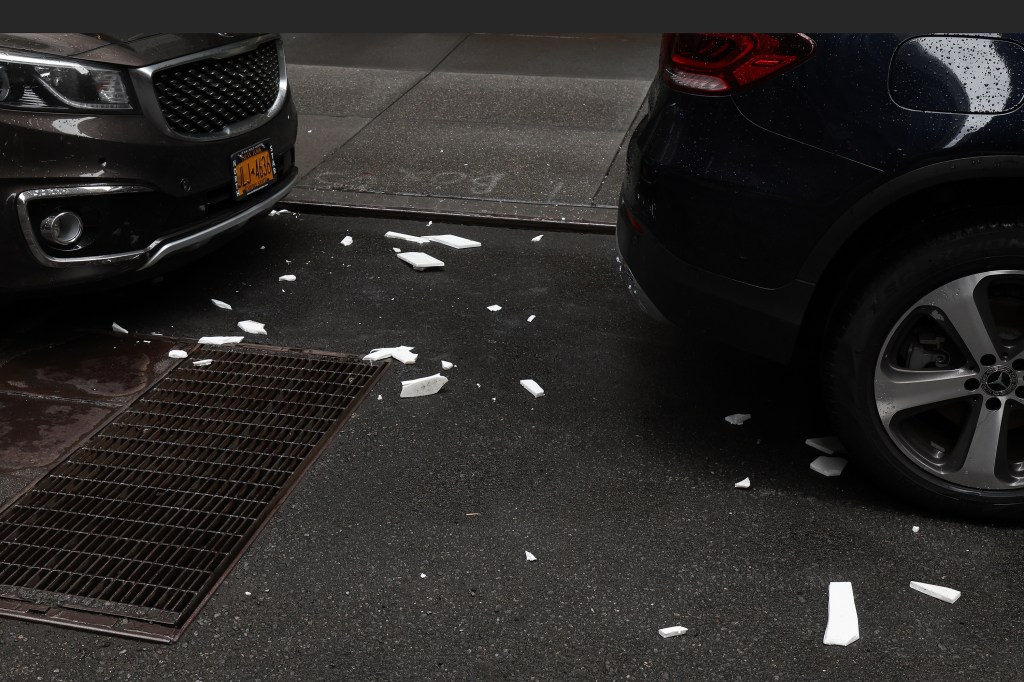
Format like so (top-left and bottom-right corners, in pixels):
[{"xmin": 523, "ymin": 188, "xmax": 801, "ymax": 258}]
[
  {"xmin": 260, "ymin": 246, "xmax": 266, "ymax": 250},
  {"xmin": 531, "ymin": 235, "xmax": 543, "ymax": 242},
  {"xmin": 392, "ymin": 247, "xmax": 402, "ymax": 253},
  {"xmin": 238, "ymin": 320, "xmax": 267, "ymax": 335},
  {"xmin": 734, "ymin": 477, "xmax": 751, "ymax": 489},
  {"xmin": 823, "ymin": 582, "xmax": 860, "ymax": 646},
  {"xmin": 211, "ymin": 299, "xmax": 232, "ymax": 310},
  {"xmin": 400, "ymin": 373, "xmax": 448, "ymax": 398},
  {"xmin": 385, "ymin": 231, "xmax": 429, "ymax": 245},
  {"xmin": 268, "ymin": 209, "xmax": 293, "ymax": 217},
  {"xmin": 377, "ymin": 394, "xmax": 382, "ymax": 400},
  {"xmin": 725, "ymin": 413, "xmax": 751, "ymax": 425},
  {"xmin": 193, "ymin": 359, "xmax": 213, "ymax": 367},
  {"xmin": 424, "ymin": 234, "xmax": 482, "ymax": 249},
  {"xmin": 279, "ymin": 274, "xmax": 296, "ymax": 282},
  {"xmin": 112, "ymin": 322, "xmax": 128, "ymax": 334},
  {"xmin": 426, "ymin": 220, "xmax": 432, "ymax": 227},
  {"xmin": 525, "ymin": 551, "xmax": 537, "ymax": 562},
  {"xmin": 810, "ymin": 455, "xmax": 848, "ymax": 477},
  {"xmin": 806, "ymin": 436, "xmax": 847, "ymax": 455},
  {"xmin": 912, "ymin": 526, "xmax": 920, "ymax": 533},
  {"xmin": 420, "ymin": 573, "xmax": 427, "ymax": 579},
  {"xmin": 244, "ymin": 591, "xmax": 252, "ymax": 596},
  {"xmin": 441, "ymin": 361, "xmax": 454, "ymax": 370},
  {"xmin": 520, "ymin": 379, "xmax": 545, "ymax": 397},
  {"xmin": 341, "ymin": 235, "xmax": 353, "ymax": 246},
  {"xmin": 527, "ymin": 315, "xmax": 536, "ymax": 322},
  {"xmin": 168, "ymin": 350, "xmax": 188, "ymax": 359},
  {"xmin": 487, "ymin": 304, "xmax": 502, "ymax": 312},
  {"xmin": 396, "ymin": 252, "xmax": 444, "ymax": 270},
  {"xmin": 142, "ymin": 340, "xmax": 151, "ymax": 344},
  {"xmin": 910, "ymin": 581, "xmax": 961, "ymax": 604},
  {"xmin": 363, "ymin": 346, "xmax": 418, "ymax": 364},
  {"xmin": 198, "ymin": 336, "xmax": 244, "ymax": 345},
  {"xmin": 658, "ymin": 626, "xmax": 688, "ymax": 638}
]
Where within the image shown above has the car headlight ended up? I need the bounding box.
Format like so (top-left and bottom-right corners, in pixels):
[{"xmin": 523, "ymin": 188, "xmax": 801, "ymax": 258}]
[{"xmin": 0, "ymin": 51, "xmax": 134, "ymax": 112}]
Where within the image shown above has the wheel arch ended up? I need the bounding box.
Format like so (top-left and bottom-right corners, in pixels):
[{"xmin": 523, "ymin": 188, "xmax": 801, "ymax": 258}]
[{"xmin": 794, "ymin": 155, "xmax": 1024, "ymax": 369}]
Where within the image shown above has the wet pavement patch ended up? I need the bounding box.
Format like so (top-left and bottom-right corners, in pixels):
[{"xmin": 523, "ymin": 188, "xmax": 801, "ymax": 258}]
[{"xmin": 0, "ymin": 338, "xmax": 387, "ymax": 642}]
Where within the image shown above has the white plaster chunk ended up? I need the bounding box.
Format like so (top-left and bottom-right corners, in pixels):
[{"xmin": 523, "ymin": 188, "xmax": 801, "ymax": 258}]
[
  {"xmin": 823, "ymin": 582, "xmax": 859, "ymax": 646},
  {"xmin": 912, "ymin": 526, "xmax": 920, "ymax": 533},
  {"xmin": 441, "ymin": 361, "xmax": 454, "ymax": 370},
  {"xmin": 393, "ymin": 247, "xmax": 402, "ymax": 253},
  {"xmin": 806, "ymin": 436, "xmax": 847, "ymax": 455},
  {"xmin": 385, "ymin": 231, "xmax": 429, "ymax": 245},
  {"xmin": 279, "ymin": 274, "xmax": 296, "ymax": 282},
  {"xmin": 910, "ymin": 581, "xmax": 961, "ymax": 604},
  {"xmin": 193, "ymin": 359, "xmax": 213, "ymax": 367},
  {"xmin": 396, "ymin": 252, "xmax": 444, "ymax": 270},
  {"xmin": 810, "ymin": 455, "xmax": 848, "ymax": 477},
  {"xmin": 238, "ymin": 320, "xmax": 267, "ymax": 335},
  {"xmin": 525, "ymin": 551, "xmax": 537, "ymax": 562},
  {"xmin": 658, "ymin": 626, "xmax": 688, "ymax": 638},
  {"xmin": 112, "ymin": 322, "xmax": 128, "ymax": 334},
  {"xmin": 363, "ymin": 346, "xmax": 418, "ymax": 364},
  {"xmin": 531, "ymin": 235, "xmax": 543, "ymax": 242},
  {"xmin": 400, "ymin": 373, "xmax": 448, "ymax": 398},
  {"xmin": 341, "ymin": 235, "xmax": 353, "ymax": 246},
  {"xmin": 527, "ymin": 315, "xmax": 536, "ymax": 322},
  {"xmin": 487, "ymin": 304, "xmax": 502, "ymax": 312},
  {"xmin": 725, "ymin": 413, "xmax": 751, "ymax": 425},
  {"xmin": 211, "ymin": 299, "xmax": 232, "ymax": 310},
  {"xmin": 168, "ymin": 350, "xmax": 188, "ymax": 359},
  {"xmin": 520, "ymin": 379, "xmax": 544, "ymax": 397},
  {"xmin": 734, "ymin": 477, "xmax": 751, "ymax": 489},
  {"xmin": 198, "ymin": 336, "xmax": 244, "ymax": 345},
  {"xmin": 424, "ymin": 234, "xmax": 481, "ymax": 249}
]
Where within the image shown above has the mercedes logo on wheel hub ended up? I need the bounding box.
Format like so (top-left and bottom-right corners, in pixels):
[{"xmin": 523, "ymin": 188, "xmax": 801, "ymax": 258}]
[{"xmin": 981, "ymin": 366, "xmax": 1018, "ymax": 396}]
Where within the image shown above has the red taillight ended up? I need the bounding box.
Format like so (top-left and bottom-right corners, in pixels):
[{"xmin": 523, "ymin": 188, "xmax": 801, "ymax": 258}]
[{"xmin": 659, "ymin": 33, "xmax": 815, "ymax": 95}]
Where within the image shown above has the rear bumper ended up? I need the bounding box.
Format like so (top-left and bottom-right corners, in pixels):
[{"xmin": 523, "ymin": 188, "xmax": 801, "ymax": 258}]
[{"xmin": 616, "ymin": 202, "xmax": 816, "ymax": 364}]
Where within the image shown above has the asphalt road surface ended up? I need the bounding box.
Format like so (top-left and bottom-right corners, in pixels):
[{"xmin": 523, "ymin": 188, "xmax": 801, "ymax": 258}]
[{"xmin": 1, "ymin": 213, "xmax": 1021, "ymax": 680}]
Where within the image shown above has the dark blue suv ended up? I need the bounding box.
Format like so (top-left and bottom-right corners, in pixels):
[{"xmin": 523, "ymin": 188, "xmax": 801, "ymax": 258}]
[{"xmin": 618, "ymin": 33, "xmax": 1024, "ymax": 518}]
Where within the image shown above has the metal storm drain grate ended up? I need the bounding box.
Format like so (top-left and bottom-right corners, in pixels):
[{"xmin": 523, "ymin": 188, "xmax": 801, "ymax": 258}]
[{"xmin": 0, "ymin": 343, "xmax": 386, "ymax": 642}]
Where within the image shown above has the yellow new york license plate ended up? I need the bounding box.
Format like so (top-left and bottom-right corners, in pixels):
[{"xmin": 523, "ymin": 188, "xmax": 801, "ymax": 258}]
[{"xmin": 232, "ymin": 140, "xmax": 277, "ymax": 199}]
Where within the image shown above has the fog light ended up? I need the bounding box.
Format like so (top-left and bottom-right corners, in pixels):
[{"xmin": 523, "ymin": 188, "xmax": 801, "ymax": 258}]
[{"xmin": 40, "ymin": 211, "xmax": 84, "ymax": 246}]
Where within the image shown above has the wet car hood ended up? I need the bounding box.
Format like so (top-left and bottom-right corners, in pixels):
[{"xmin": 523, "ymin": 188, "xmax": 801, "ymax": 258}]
[{"xmin": 0, "ymin": 33, "xmax": 264, "ymax": 67}]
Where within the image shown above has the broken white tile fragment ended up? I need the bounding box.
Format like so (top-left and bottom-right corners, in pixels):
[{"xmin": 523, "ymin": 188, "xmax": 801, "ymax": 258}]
[
  {"xmin": 658, "ymin": 626, "xmax": 688, "ymax": 638},
  {"xmin": 725, "ymin": 413, "xmax": 751, "ymax": 425},
  {"xmin": 168, "ymin": 350, "xmax": 188, "ymax": 359},
  {"xmin": 487, "ymin": 304, "xmax": 502, "ymax": 312},
  {"xmin": 810, "ymin": 455, "xmax": 848, "ymax": 477},
  {"xmin": 525, "ymin": 551, "xmax": 537, "ymax": 562},
  {"xmin": 363, "ymin": 346, "xmax": 418, "ymax": 364},
  {"xmin": 341, "ymin": 235, "xmax": 353, "ymax": 246},
  {"xmin": 527, "ymin": 315, "xmax": 536, "ymax": 322},
  {"xmin": 392, "ymin": 247, "xmax": 402, "ymax": 253},
  {"xmin": 396, "ymin": 251, "xmax": 444, "ymax": 270},
  {"xmin": 910, "ymin": 581, "xmax": 961, "ymax": 604},
  {"xmin": 823, "ymin": 582, "xmax": 859, "ymax": 646},
  {"xmin": 385, "ymin": 231, "xmax": 429, "ymax": 245},
  {"xmin": 531, "ymin": 235, "xmax": 543, "ymax": 242},
  {"xmin": 520, "ymin": 379, "xmax": 544, "ymax": 397},
  {"xmin": 193, "ymin": 359, "xmax": 213, "ymax": 367},
  {"xmin": 441, "ymin": 361, "xmax": 454, "ymax": 370},
  {"xmin": 211, "ymin": 299, "xmax": 232, "ymax": 310},
  {"xmin": 279, "ymin": 274, "xmax": 296, "ymax": 282},
  {"xmin": 912, "ymin": 526, "xmax": 920, "ymax": 533},
  {"xmin": 112, "ymin": 322, "xmax": 128, "ymax": 334},
  {"xmin": 424, "ymin": 234, "xmax": 481, "ymax": 249},
  {"xmin": 237, "ymin": 320, "xmax": 267, "ymax": 335},
  {"xmin": 198, "ymin": 336, "xmax": 244, "ymax": 345},
  {"xmin": 400, "ymin": 373, "xmax": 448, "ymax": 398},
  {"xmin": 806, "ymin": 436, "xmax": 847, "ymax": 455},
  {"xmin": 734, "ymin": 477, "xmax": 751, "ymax": 489}
]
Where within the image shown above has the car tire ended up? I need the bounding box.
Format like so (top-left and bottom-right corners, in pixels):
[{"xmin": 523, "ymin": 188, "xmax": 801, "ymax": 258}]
[{"xmin": 823, "ymin": 217, "xmax": 1024, "ymax": 519}]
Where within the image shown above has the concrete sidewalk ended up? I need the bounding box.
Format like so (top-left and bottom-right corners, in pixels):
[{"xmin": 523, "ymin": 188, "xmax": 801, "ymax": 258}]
[{"xmin": 281, "ymin": 33, "xmax": 660, "ymax": 229}]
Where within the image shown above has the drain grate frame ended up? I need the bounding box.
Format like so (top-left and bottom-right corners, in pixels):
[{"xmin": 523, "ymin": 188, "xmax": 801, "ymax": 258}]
[{"xmin": 0, "ymin": 339, "xmax": 388, "ymax": 642}]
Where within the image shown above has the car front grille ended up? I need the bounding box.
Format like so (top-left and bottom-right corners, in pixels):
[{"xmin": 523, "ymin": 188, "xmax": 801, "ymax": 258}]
[{"xmin": 152, "ymin": 40, "xmax": 282, "ymax": 136}]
